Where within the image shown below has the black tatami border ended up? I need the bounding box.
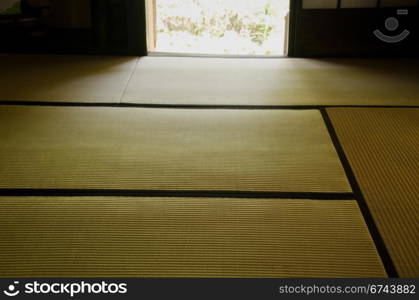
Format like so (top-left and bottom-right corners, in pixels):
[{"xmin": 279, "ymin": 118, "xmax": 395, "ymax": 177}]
[
  {"xmin": 320, "ymin": 108, "xmax": 399, "ymax": 278},
  {"xmin": 0, "ymin": 189, "xmax": 353, "ymax": 200},
  {"xmin": 0, "ymin": 100, "xmax": 418, "ymax": 110}
]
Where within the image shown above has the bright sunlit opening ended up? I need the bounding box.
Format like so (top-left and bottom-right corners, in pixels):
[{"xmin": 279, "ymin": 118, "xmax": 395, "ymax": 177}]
[{"xmin": 154, "ymin": 0, "xmax": 289, "ymax": 55}]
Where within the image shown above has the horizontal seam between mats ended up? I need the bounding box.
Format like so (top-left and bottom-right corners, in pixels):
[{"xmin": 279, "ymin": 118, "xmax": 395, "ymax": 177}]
[
  {"xmin": 0, "ymin": 189, "xmax": 354, "ymax": 200},
  {"xmin": 0, "ymin": 101, "xmax": 418, "ymax": 110}
]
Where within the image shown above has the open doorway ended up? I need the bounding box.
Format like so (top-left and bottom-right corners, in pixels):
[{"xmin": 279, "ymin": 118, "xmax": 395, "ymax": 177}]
[{"xmin": 146, "ymin": 0, "xmax": 290, "ymax": 56}]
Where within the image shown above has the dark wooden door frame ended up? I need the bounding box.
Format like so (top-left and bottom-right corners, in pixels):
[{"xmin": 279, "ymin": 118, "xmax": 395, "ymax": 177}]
[
  {"xmin": 287, "ymin": 0, "xmax": 301, "ymax": 57},
  {"xmin": 92, "ymin": 0, "xmax": 147, "ymax": 56}
]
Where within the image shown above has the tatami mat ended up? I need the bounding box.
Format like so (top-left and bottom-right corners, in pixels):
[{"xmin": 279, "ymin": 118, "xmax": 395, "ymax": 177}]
[
  {"xmin": 0, "ymin": 106, "xmax": 350, "ymax": 192},
  {"xmin": 327, "ymin": 108, "xmax": 419, "ymax": 278},
  {"xmin": 0, "ymin": 197, "xmax": 386, "ymax": 277},
  {"xmin": 2, "ymin": 55, "xmax": 418, "ymax": 106},
  {"xmin": 0, "ymin": 54, "xmax": 138, "ymax": 103},
  {"xmin": 122, "ymin": 57, "xmax": 419, "ymax": 106}
]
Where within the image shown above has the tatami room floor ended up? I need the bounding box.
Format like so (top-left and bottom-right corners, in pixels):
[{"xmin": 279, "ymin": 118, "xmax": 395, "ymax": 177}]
[{"xmin": 0, "ymin": 54, "xmax": 418, "ymax": 278}]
